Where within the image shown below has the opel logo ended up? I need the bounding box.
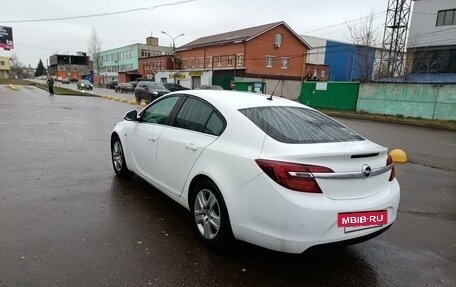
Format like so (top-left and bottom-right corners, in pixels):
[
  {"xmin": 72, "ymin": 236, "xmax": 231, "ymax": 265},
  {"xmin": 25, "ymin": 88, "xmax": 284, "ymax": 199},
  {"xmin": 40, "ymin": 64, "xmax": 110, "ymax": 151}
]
[{"xmin": 362, "ymin": 164, "xmax": 372, "ymax": 178}]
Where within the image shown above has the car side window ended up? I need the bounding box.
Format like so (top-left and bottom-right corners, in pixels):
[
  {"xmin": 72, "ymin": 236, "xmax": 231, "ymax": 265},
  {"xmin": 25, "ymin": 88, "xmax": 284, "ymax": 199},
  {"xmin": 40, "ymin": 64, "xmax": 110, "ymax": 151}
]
[
  {"xmin": 204, "ymin": 112, "xmax": 224, "ymax": 136},
  {"xmin": 141, "ymin": 96, "xmax": 179, "ymax": 124},
  {"xmin": 173, "ymin": 98, "xmax": 216, "ymax": 133}
]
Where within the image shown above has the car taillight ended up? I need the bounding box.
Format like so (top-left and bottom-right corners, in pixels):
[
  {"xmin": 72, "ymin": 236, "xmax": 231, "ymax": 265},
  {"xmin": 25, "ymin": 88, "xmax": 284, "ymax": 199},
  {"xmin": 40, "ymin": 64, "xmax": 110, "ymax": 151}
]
[
  {"xmin": 255, "ymin": 159, "xmax": 334, "ymax": 193},
  {"xmin": 387, "ymin": 155, "xmax": 396, "ymax": 181}
]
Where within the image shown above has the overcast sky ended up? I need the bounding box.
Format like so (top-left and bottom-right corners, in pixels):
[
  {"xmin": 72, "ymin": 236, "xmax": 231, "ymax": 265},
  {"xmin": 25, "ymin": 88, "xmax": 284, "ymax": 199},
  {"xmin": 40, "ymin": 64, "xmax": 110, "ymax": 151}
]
[{"xmin": 0, "ymin": 0, "xmax": 387, "ymax": 67}]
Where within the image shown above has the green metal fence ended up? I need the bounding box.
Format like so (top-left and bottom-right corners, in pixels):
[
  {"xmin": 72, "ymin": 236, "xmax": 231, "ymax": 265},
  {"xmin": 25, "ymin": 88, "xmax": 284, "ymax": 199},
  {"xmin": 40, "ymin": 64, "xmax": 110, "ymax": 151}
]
[{"xmin": 300, "ymin": 82, "xmax": 359, "ymax": 111}]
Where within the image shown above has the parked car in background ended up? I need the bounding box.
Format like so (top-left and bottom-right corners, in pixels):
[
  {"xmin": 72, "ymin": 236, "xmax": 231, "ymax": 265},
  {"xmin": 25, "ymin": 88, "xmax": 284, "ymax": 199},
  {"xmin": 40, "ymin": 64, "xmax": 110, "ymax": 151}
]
[
  {"xmin": 134, "ymin": 81, "xmax": 170, "ymax": 103},
  {"xmin": 115, "ymin": 83, "xmax": 135, "ymax": 93},
  {"xmin": 61, "ymin": 78, "xmax": 70, "ymax": 84},
  {"xmin": 199, "ymin": 85, "xmax": 224, "ymax": 90},
  {"xmin": 129, "ymin": 81, "xmax": 139, "ymax": 88},
  {"xmin": 105, "ymin": 80, "xmax": 118, "ymax": 89},
  {"xmin": 163, "ymin": 83, "xmax": 190, "ymax": 92},
  {"xmin": 77, "ymin": 80, "xmax": 93, "ymax": 90},
  {"xmin": 110, "ymin": 90, "xmax": 399, "ymax": 253}
]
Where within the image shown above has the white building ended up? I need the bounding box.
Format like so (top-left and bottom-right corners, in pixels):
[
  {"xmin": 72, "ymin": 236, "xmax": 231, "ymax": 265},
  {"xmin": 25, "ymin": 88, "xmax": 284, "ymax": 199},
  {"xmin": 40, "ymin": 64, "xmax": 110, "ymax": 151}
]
[
  {"xmin": 407, "ymin": 0, "xmax": 456, "ymax": 73},
  {"xmin": 300, "ymin": 35, "xmax": 327, "ymax": 65}
]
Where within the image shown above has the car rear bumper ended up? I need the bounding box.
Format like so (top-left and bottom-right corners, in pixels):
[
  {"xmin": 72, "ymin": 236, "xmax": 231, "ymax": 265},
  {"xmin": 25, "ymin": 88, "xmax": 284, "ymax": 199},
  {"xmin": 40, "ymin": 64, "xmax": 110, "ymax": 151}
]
[{"xmin": 226, "ymin": 174, "xmax": 400, "ymax": 254}]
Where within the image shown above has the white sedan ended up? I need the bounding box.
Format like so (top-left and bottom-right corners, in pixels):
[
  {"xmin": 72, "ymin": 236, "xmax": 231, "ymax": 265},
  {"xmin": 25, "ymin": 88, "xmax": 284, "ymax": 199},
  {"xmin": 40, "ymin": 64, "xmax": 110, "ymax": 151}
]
[{"xmin": 111, "ymin": 90, "xmax": 400, "ymax": 253}]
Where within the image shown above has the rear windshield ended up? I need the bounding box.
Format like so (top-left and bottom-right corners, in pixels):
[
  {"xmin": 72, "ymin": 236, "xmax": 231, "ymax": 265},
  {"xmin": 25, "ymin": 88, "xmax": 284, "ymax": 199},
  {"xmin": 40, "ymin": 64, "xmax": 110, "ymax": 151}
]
[{"xmin": 239, "ymin": 106, "xmax": 364, "ymax": 144}]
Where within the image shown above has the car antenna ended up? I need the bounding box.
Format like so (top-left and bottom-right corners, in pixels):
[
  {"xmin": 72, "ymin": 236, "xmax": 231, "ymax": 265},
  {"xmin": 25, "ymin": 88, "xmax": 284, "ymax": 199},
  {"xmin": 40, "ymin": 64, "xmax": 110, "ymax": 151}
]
[{"xmin": 268, "ymin": 77, "xmax": 282, "ymax": 101}]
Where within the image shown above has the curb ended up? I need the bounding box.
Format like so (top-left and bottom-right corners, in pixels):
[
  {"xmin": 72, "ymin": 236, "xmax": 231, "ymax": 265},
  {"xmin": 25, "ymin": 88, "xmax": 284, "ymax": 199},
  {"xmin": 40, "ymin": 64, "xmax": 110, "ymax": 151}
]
[{"xmin": 99, "ymin": 93, "xmax": 140, "ymax": 107}]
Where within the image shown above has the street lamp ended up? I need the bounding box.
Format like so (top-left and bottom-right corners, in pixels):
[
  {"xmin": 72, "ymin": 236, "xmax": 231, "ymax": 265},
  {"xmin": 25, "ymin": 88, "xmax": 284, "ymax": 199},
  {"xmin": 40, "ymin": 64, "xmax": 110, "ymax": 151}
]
[{"xmin": 161, "ymin": 31, "xmax": 185, "ymax": 83}]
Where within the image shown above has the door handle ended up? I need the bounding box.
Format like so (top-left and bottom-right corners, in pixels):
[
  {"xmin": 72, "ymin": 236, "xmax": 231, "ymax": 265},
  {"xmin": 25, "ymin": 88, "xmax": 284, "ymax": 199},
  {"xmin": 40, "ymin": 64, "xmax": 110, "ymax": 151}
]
[
  {"xmin": 185, "ymin": 143, "xmax": 198, "ymax": 151},
  {"xmin": 147, "ymin": 135, "xmax": 157, "ymax": 142}
]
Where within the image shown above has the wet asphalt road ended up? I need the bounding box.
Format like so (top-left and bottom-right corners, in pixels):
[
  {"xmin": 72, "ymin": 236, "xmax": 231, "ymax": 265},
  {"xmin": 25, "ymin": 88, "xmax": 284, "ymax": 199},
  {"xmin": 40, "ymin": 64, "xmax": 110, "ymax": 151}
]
[{"xmin": 0, "ymin": 85, "xmax": 455, "ymax": 287}]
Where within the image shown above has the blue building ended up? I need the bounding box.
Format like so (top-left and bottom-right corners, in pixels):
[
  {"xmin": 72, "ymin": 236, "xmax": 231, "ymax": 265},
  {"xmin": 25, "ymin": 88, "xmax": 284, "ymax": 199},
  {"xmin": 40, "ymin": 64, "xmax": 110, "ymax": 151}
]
[{"xmin": 302, "ymin": 35, "xmax": 377, "ymax": 81}]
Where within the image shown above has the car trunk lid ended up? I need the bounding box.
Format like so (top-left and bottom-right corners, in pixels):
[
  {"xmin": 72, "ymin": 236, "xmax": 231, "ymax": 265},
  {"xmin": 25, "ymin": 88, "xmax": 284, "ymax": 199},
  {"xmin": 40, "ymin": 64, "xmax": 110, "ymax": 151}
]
[{"xmin": 259, "ymin": 137, "xmax": 392, "ymax": 200}]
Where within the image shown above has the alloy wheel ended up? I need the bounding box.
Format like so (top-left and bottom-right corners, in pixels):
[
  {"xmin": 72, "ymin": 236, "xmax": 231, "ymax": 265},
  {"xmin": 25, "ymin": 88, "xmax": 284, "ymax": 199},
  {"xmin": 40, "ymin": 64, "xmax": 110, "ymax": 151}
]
[
  {"xmin": 112, "ymin": 141, "xmax": 123, "ymax": 172},
  {"xmin": 194, "ymin": 189, "xmax": 221, "ymax": 240}
]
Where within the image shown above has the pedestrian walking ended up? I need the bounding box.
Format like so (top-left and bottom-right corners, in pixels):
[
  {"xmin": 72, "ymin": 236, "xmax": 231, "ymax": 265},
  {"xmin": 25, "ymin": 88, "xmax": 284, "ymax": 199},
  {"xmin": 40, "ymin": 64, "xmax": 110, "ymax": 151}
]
[{"xmin": 46, "ymin": 76, "xmax": 55, "ymax": 95}]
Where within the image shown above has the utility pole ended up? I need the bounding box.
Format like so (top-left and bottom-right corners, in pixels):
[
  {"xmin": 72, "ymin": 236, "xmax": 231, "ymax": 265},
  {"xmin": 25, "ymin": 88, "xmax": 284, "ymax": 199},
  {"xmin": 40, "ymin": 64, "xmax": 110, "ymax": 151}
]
[
  {"xmin": 161, "ymin": 31, "xmax": 185, "ymax": 83},
  {"xmin": 379, "ymin": 0, "xmax": 411, "ymax": 78}
]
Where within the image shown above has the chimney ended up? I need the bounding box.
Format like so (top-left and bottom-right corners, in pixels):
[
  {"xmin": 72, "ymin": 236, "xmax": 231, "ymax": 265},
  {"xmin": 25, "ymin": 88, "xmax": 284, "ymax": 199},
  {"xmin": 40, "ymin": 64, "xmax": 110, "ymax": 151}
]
[{"xmin": 146, "ymin": 37, "xmax": 158, "ymax": 46}]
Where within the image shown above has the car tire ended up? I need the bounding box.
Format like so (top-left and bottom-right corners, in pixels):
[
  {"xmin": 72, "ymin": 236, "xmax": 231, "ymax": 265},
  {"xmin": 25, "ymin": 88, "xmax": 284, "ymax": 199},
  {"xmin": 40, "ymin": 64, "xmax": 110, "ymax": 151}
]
[
  {"xmin": 111, "ymin": 136, "xmax": 133, "ymax": 178},
  {"xmin": 190, "ymin": 180, "xmax": 233, "ymax": 249}
]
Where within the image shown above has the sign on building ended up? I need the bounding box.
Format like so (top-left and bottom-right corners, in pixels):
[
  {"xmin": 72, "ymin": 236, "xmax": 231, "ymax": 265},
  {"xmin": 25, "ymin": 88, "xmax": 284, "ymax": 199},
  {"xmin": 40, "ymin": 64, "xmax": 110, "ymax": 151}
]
[
  {"xmin": 0, "ymin": 26, "xmax": 13, "ymax": 50},
  {"xmin": 316, "ymin": 82, "xmax": 327, "ymax": 91}
]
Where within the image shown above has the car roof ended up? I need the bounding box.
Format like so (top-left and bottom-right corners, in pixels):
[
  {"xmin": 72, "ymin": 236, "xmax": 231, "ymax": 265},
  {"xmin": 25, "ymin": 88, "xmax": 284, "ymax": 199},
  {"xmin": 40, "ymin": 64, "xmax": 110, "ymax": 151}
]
[{"xmin": 171, "ymin": 90, "xmax": 308, "ymax": 110}]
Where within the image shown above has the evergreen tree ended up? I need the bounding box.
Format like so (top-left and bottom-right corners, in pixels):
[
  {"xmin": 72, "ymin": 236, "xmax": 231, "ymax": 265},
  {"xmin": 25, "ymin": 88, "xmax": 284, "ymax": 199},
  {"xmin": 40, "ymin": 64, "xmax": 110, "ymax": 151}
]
[{"xmin": 35, "ymin": 59, "xmax": 46, "ymax": 77}]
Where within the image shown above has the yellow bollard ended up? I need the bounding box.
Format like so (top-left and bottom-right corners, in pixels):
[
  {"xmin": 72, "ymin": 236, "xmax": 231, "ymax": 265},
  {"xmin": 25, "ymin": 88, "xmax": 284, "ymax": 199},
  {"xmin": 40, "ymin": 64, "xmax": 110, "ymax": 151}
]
[
  {"xmin": 113, "ymin": 97, "xmax": 120, "ymax": 101},
  {"xmin": 139, "ymin": 101, "xmax": 147, "ymax": 107},
  {"xmin": 121, "ymin": 98, "xmax": 128, "ymax": 103},
  {"xmin": 107, "ymin": 95, "xmax": 113, "ymax": 100},
  {"xmin": 389, "ymin": 149, "xmax": 407, "ymax": 163},
  {"xmin": 130, "ymin": 99, "xmax": 137, "ymax": 105},
  {"xmin": 8, "ymin": 84, "xmax": 19, "ymax": 90}
]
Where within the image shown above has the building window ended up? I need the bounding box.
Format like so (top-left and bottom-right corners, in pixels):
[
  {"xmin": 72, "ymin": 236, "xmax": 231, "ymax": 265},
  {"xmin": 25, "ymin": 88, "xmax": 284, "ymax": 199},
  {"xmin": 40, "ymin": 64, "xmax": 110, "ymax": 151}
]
[
  {"xmin": 199, "ymin": 57, "xmax": 204, "ymax": 67},
  {"xmin": 207, "ymin": 57, "xmax": 212, "ymax": 67},
  {"xmin": 216, "ymin": 56, "xmax": 222, "ymax": 67},
  {"xmin": 141, "ymin": 50, "xmax": 151, "ymax": 58},
  {"xmin": 183, "ymin": 59, "xmax": 188, "ymax": 69},
  {"xmin": 0, "ymin": 61, "xmax": 4, "ymax": 66},
  {"xmin": 191, "ymin": 58, "xmax": 195, "ymax": 68},
  {"xmin": 321, "ymin": 69, "xmax": 325, "ymax": 78},
  {"xmin": 227, "ymin": 55, "xmax": 233, "ymax": 66},
  {"xmin": 275, "ymin": 33, "xmax": 283, "ymax": 47},
  {"xmin": 236, "ymin": 54, "xmax": 243, "ymax": 66},
  {"xmin": 437, "ymin": 9, "xmax": 456, "ymax": 26},
  {"xmin": 281, "ymin": 58, "xmax": 289, "ymax": 69},
  {"xmin": 266, "ymin": 56, "xmax": 274, "ymax": 68}
]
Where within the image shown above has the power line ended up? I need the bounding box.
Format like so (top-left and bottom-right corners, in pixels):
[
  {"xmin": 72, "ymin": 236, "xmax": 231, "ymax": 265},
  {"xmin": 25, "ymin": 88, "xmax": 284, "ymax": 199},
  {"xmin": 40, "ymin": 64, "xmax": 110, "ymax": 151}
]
[
  {"xmin": 0, "ymin": 0, "xmax": 195, "ymax": 23},
  {"xmin": 302, "ymin": 10, "xmax": 387, "ymax": 34}
]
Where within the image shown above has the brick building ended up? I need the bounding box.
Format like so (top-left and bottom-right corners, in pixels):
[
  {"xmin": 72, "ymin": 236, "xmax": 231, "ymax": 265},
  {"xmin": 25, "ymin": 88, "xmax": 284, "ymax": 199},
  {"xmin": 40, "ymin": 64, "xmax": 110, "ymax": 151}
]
[
  {"xmin": 48, "ymin": 52, "xmax": 91, "ymax": 81},
  {"xmin": 136, "ymin": 55, "xmax": 175, "ymax": 81},
  {"xmin": 155, "ymin": 21, "xmax": 310, "ymax": 97}
]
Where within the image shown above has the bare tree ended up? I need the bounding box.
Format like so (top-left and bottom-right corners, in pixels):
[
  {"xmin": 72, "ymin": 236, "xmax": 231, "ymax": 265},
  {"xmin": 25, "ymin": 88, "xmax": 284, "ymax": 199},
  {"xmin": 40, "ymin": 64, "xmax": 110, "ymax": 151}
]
[
  {"xmin": 9, "ymin": 53, "xmax": 25, "ymax": 79},
  {"xmin": 347, "ymin": 10, "xmax": 380, "ymax": 47},
  {"xmin": 87, "ymin": 27, "xmax": 102, "ymax": 85},
  {"xmin": 87, "ymin": 27, "xmax": 102, "ymax": 60},
  {"xmin": 9, "ymin": 53, "xmax": 21, "ymax": 68},
  {"xmin": 346, "ymin": 11, "xmax": 381, "ymax": 81}
]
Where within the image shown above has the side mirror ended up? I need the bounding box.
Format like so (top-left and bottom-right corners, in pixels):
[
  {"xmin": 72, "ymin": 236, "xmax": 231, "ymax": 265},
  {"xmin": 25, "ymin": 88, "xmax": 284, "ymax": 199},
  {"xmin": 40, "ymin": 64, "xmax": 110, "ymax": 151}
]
[
  {"xmin": 142, "ymin": 85, "xmax": 148, "ymax": 89},
  {"xmin": 124, "ymin": 110, "xmax": 138, "ymax": 121}
]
